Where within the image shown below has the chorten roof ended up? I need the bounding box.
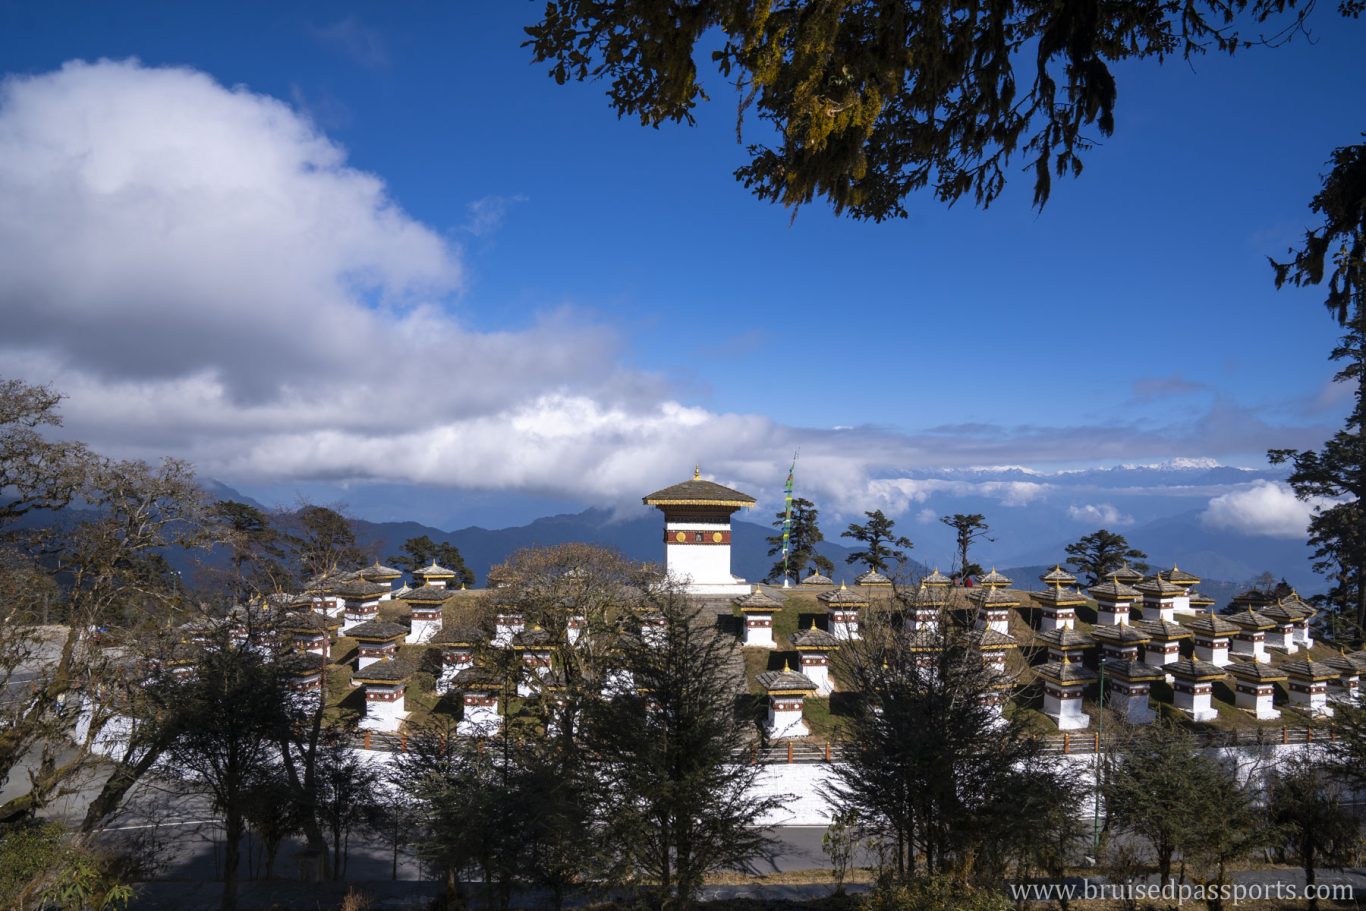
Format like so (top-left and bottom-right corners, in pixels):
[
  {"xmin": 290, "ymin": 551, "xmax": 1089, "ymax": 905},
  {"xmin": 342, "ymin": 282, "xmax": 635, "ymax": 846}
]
[
  {"xmin": 1256, "ymin": 601, "xmax": 1301, "ymax": 624},
  {"xmin": 910, "ymin": 584, "xmax": 951, "ymax": 608},
  {"xmin": 1276, "ymin": 593, "xmax": 1316, "ymax": 618},
  {"xmin": 818, "ymin": 583, "xmax": 869, "ymax": 606},
  {"xmin": 1039, "ymin": 565, "xmax": 1077, "ymax": 586},
  {"xmin": 346, "ymin": 620, "xmax": 408, "ymax": 642},
  {"xmin": 351, "ymin": 658, "xmax": 411, "ymax": 684},
  {"xmin": 905, "ymin": 628, "xmax": 943, "ymax": 652},
  {"xmin": 791, "ymin": 624, "xmax": 841, "ymax": 650},
  {"xmin": 414, "ymin": 561, "xmax": 456, "ymax": 578},
  {"xmin": 1187, "ymin": 590, "xmax": 1216, "ymax": 608},
  {"xmin": 1133, "ymin": 619, "xmax": 1193, "ymax": 641},
  {"xmin": 1112, "ymin": 563, "xmax": 1146, "ymax": 585},
  {"xmin": 921, "ymin": 568, "xmax": 952, "ymax": 586},
  {"xmin": 281, "ymin": 611, "xmax": 341, "ymax": 633},
  {"xmin": 1034, "ymin": 628, "xmax": 1093, "ymax": 651},
  {"xmin": 1232, "ymin": 588, "xmax": 1276, "ymax": 606},
  {"xmin": 453, "ymin": 665, "xmax": 502, "ymax": 690},
  {"xmin": 855, "ymin": 569, "xmax": 893, "ymax": 586},
  {"xmin": 279, "ymin": 651, "xmax": 326, "ymax": 677},
  {"xmin": 1167, "ymin": 657, "xmax": 1226, "ymax": 680},
  {"xmin": 756, "ymin": 666, "xmax": 817, "ymax": 694},
  {"xmin": 971, "ymin": 628, "xmax": 1018, "ymax": 650},
  {"xmin": 968, "ymin": 586, "xmax": 1020, "ymax": 607},
  {"xmin": 360, "ymin": 561, "xmax": 403, "ymax": 581},
  {"xmin": 1281, "ymin": 659, "xmax": 1339, "ymax": 681},
  {"xmin": 1035, "ymin": 658, "xmax": 1096, "ymax": 685},
  {"xmin": 1135, "ymin": 575, "xmax": 1184, "ymax": 596},
  {"xmin": 431, "ymin": 624, "xmax": 487, "ymax": 646},
  {"xmin": 735, "ymin": 587, "xmax": 786, "ymax": 611},
  {"xmin": 800, "ymin": 570, "xmax": 835, "ymax": 586},
  {"xmin": 643, "ymin": 469, "xmax": 756, "ymax": 507},
  {"xmin": 1103, "ymin": 658, "xmax": 1166, "ymax": 683},
  {"xmin": 402, "ymin": 584, "xmax": 453, "ymax": 604},
  {"xmin": 330, "ymin": 579, "xmax": 392, "ymax": 599},
  {"xmin": 1323, "ymin": 654, "xmax": 1363, "ymax": 676},
  {"xmin": 1089, "ymin": 576, "xmax": 1142, "ymax": 601},
  {"xmin": 1226, "ymin": 661, "xmax": 1288, "ymax": 683},
  {"xmin": 976, "ymin": 567, "xmax": 1013, "ymax": 588},
  {"xmin": 1089, "ymin": 624, "xmax": 1151, "ymax": 646},
  {"xmin": 1183, "ymin": 615, "xmax": 1239, "ymax": 637},
  {"xmin": 1163, "ymin": 565, "xmax": 1200, "ymax": 585},
  {"xmin": 1028, "ymin": 587, "xmax": 1086, "ymax": 607},
  {"xmin": 511, "ymin": 627, "xmax": 553, "ymax": 649},
  {"xmin": 1225, "ymin": 609, "xmax": 1275, "ymax": 632},
  {"xmin": 1344, "ymin": 650, "xmax": 1366, "ymax": 672}
]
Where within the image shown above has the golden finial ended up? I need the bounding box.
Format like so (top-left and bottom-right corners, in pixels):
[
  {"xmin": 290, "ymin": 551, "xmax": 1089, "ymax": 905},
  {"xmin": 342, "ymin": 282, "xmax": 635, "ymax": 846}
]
[
  {"xmin": 808, "ymin": 616, "xmax": 817, "ymax": 630},
  {"xmin": 693, "ymin": 465, "xmax": 701, "ymax": 480},
  {"xmin": 840, "ymin": 581, "xmax": 847, "ymax": 590},
  {"xmin": 783, "ymin": 658, "xmax": 792, "ymax": 672}
]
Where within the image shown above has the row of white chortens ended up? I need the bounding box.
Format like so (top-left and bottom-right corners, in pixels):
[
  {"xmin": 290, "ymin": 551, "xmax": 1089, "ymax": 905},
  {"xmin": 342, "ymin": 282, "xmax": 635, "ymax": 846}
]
[{"xmin": 256, "ymin": 473, "xmax": 1362, "ymax": 738}]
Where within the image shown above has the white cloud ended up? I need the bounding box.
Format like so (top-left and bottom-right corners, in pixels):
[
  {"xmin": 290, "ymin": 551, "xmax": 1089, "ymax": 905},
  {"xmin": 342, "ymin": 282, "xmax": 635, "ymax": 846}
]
[
  {"xmin": 1200, "ymin": 480, "xmax": 1329, "ymax": 539},
  {"xmin": 862, "ymin": 477, "xmax": 1051, "ymax": 514},
  {"xmin": 463, "ymin": 194, "xmax": 527, "ymax": 237},
  {"xmin": 0, "ymin": 61, "xmax": 1340, "ymax": 524},
  {"xmin": 915, "ymin": 508, "xmax": 937, "ymax": 524},
  {"xmin": 1066, "ymin": 503, "xmax": 1133, "ymax": 526}
]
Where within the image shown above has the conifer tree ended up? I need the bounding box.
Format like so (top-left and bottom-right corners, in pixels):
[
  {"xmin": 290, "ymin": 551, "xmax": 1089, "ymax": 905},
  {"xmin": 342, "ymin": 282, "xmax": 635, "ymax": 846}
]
[
  {"xmin": 841, "ymin": 509, "xmax": 913, "ymax": 575},
  {"xmin": 825, "ymin": 616, "xmax": 1073, "ymax": 882},
  {"xmin": 765, "ymin": 496, "xmax": 833, "ymax": 582},
  {"xmin": 940, "ymin": 513, "xmax": 992, "ymax": 580},
  {"xmin": 1064, "ymin": 530, "xmax": 1149, "ymax": 586},
  {"xmin": 585, "ymin": 582, "xmax": 780, "ymax": 910},
  {"xmin": 1270, "ymin": 140, "xmax": 1366, "ymax": 633},
  {"xmin": 389, "ymin": 534, "xmax": 476, "ymax": 587}
]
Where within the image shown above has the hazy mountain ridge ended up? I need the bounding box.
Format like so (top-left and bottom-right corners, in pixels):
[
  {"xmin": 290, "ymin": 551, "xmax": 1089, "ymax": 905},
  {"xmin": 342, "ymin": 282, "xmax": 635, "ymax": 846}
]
[{"xmin": 199, "ymin": 460, "xmax": 1322, "ymax": 596}]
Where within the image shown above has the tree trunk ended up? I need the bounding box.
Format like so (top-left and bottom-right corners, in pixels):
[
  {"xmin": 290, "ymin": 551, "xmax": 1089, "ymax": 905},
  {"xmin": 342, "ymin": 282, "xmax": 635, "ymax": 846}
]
[
  {"xmin": 331, "ymin": 820, "xmax": 343, "ymax": 881},
  {"xmin": 1304, "ymin": 848, "xmax": 1318, "ymax": 911},
  {"xmin": 222, "ymin": 809, "xmax": 243, "ymax": 911},
  {"xmin": 1157, "ymin": 845, "xmax": 1173, "ymax": 885},
  {"xmin": 81, "ymin": 744, "xmax": 163, "ymax": 832}
]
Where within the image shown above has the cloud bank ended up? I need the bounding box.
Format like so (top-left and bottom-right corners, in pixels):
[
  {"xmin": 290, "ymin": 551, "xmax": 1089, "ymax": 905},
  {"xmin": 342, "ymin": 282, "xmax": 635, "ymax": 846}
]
[
  {"xmin": 1200, "ymin": 480, "xmax": 1329, "ymax": 539},
  {"xmin": 0, "ymin": 60, "xmax": 1338, "ymax": 518}
]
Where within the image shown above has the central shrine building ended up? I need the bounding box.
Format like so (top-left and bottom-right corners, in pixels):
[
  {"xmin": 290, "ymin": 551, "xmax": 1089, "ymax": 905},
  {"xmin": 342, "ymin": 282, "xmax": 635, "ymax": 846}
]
[{"xmin": 644, "ymin": 468, "xmax": 755, "ymax": 595}]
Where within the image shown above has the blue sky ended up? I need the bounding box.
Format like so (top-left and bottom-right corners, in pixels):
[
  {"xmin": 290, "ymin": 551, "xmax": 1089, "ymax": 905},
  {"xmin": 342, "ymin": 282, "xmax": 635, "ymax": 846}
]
[{"xmin": 0, "ymin": 1, "xmax": 1362, "ymax": 530}]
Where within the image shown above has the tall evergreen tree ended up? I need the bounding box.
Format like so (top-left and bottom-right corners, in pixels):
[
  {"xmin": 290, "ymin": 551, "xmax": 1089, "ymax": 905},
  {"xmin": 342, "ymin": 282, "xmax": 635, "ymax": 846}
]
[
  {"xmin": 1103, "ymin": 721, "xmax": 1252, "ymax": 885},
  {"xmin": 1064, "ymin": 529, "xmax": 1149, "ymax": 586},
  {"xmin": 765, "ymin": 497, "xmax": 833, "ymax": 582},
  {"xmin": 585, "ymin": 583, "xmax": 780, "ymax": 910},
  {"xmin": 210, "ymin": 500, "xmax": 290, "ymax": 598},
  {"xmin": 389, "ymin": 534, "xmax": 476, "ymax": 587},
  {"xmin": 1269, "ymin": 311, "xmax": 1366, "ymax": 633},
  {"xmin": 1270, "ymin": 142, "xmax": 1366, "ymax": 633},
  {"xmin": 155, "ymin": 631, "xmax": 288, "ymax": 911},
  {"xmin": 1265, "ymin": 756, "xmax": 1361, "ymax": 911},
  {"xmin": 826, "ymin": 616, "xmax": 1074, "ymax": 881},
  {"xmin": 940, "ymin": 513, "xmax": 992, "ymax": 580},
  {"xmin": 841, "ymin": 509, "xmax": 913, "ymax": 575},
  {"xmin": 281, "ymin": 504, "xmax": 367, "ymax": 583}
]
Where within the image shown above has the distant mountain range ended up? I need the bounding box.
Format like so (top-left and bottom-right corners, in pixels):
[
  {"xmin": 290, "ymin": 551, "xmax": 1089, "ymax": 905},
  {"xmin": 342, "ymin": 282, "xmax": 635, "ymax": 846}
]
[{"xmin": 198, "ymin": 458, "xmax": 1328, "ymax": 599}]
